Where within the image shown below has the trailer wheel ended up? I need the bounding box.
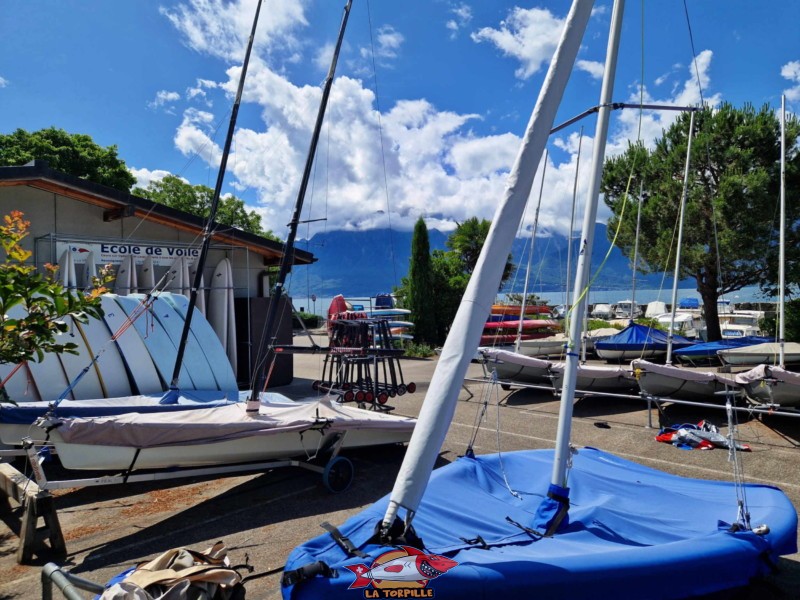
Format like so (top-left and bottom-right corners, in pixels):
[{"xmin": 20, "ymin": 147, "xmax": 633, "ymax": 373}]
[{"xmin": 323, "ymin": 456, "xmax": 354, "ymax": 493}]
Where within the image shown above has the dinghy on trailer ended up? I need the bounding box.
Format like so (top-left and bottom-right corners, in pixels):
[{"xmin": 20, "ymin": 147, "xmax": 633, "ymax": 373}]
[
  {"xmin": 11, "ymin": 0, "xmax": 413, "ymax": 488},
  {"xmin": 283, "ymin": 2, "xmax": 797, "ymax": 596}
]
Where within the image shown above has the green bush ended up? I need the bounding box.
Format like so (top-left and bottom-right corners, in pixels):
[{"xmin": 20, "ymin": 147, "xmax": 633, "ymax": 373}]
[
  {"xmin": 292, "ymin": 312, "xmax": 320, "ymax": 329},
  {"xmin": 402, "ymin": 342, "xmax": 436, "ymax": 358}
]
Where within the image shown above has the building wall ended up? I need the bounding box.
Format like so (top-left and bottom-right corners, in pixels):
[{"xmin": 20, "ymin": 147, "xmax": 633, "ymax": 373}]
[
  {"xmin": 2, "ymin": 185, "xmax": 269, "ymax": 298},
  {"xmin": 0, "ymin": 184, "xmax": 296, "ymax": 388}
]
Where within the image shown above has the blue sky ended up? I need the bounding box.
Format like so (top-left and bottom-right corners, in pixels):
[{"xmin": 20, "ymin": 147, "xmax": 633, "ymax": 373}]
[{"xmin": 1, "ymin": 1, "xmax": 798, "ymax": 241}]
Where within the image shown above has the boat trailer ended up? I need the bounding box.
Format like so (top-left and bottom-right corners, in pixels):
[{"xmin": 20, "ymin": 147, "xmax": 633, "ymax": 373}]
[{"xmin": 0, "ymin": 428, "xmax": 355, "ymax": 564}]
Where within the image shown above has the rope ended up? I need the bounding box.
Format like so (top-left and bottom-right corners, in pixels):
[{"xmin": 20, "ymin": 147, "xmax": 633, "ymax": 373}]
[{"xmin": 725, "ymin": 395, "xmax": 751, "ymax": 530}]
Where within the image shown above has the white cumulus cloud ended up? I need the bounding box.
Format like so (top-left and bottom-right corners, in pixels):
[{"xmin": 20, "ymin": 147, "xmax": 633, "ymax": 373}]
[
  {"xmin": 471, "ymin": 7, "xmax": 566, "ymax": 80},
  {"xmin": 781, "ymin": 60, "xmax": 800, "ymax": 102}
]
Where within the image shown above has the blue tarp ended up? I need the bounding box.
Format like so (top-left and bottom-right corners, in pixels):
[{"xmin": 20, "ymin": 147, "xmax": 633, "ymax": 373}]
[
  {"xmin": 678, "ymin": 297, "xmax": 700, "ymax": 309},
  {"xmin": 594, "ymin": 322, "xmax": 694, "ymax": 352},
  {"xmin": 673, "ymin": 336, "xmax": 774, "ymax": 360},
  {"xmin": 283, "ymin": 448, "xmax": 797, "ymax": 599}
]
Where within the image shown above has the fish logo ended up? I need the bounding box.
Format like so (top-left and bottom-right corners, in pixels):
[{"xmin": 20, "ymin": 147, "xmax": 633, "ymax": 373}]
[{"xmin": 345, "ymin": 546, "xmax": 457, "ymax": 596}]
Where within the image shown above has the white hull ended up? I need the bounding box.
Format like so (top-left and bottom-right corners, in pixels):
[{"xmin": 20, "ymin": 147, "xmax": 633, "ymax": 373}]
[
  {"xmin": 741, "ymin": 380, "xmax": 800, "ymax": 407},
  {"xmin": 551, "ymin": 364, "xmax": 637, "ymax": 394},
  {"xmin": 632, "ymin": 360, "xmax": 739, "ymax": 401},
  {"xmin": 49, "ymin": 425, "xmax": 412, "ymax": 471},
  {"xmin": 736, "ymin": 365, "xmax": 800, "ymax": 408},
  {"xmin": 718, "ymin": 342, "xmax": 800, "ymax": 366},
  {"xmin": 595, "ymin": 347, "xmax": 665, "ymax": 362},
  {"xmin": 38, "ymin": 396, "xmax": 415, "ymax": 471},
  {"xmin": 482, "ymin": 348, "xmax": 553, "ymax": 384},
  {"xmin": 517, "ymin": 336, "xmax": 567, "ymax": 358}
]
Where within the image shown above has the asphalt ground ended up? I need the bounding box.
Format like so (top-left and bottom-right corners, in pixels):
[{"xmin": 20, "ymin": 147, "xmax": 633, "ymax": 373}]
[{"xmin": 1, "ymin": 333, "xmax": 799, "ymax": 599}]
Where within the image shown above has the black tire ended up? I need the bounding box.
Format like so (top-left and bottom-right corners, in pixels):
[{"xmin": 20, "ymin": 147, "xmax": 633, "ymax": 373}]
[{"xmin": 322, "ymin": 456, "xmax": 354, "ymax": 493}]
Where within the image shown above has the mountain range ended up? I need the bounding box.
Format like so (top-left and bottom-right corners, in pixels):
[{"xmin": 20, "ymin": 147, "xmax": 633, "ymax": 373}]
[{"xmin": 288, "ymin": 223, "xmax": 675, "ymax": 299}]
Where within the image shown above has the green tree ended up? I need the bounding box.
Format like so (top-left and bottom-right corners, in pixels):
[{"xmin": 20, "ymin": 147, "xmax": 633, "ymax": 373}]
[
  {"xmin": 430, "ymin": 249, "xmax": 470, "ymax": 344},
  {"xmin": 447, "ymin": 217, "xmax": 514, "ymax": 282},
  {"xmin": 406, "ymin": 218, "xmax": 437, "ymax": 344},
  {"xmin": 0, "ymin": 211, "xmax": 111, "ymax": 402},
  {"xmin": 0, "ymin": 127, "xmax": 136, "ymax": 192},
  {"xmin": 601, "ymin": 103, "xmax": 800, "ymax": 341},
  {"xmin": 133, "ymin": 175, "xmax": 277, "ymax": 239},
  {"xmin": 396, "ymin": 217, "xmax": 515, "ymax": 345}
]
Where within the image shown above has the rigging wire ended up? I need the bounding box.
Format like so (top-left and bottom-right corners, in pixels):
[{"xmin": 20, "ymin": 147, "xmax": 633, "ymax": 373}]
[
  {"xmin": 365, "ymin": 0, "xmax": 399, "ymax": 289},
  {"xmin": 681, "ymin": 0, "xmax": 756, "ymax": 524},
  {"xmin": 682, "ymin": 0, "xmax": 706, "ymax": 107}
]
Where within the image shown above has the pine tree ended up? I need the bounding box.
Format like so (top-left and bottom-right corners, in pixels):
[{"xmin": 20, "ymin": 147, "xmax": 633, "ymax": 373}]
[{"xmin": 407, "ymin": 218, "xmax": 437, "ymax": 345}]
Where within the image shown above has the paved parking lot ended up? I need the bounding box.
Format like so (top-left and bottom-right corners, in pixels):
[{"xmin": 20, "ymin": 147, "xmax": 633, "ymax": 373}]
[{"xmin": 1, "ymin": 336, "xmax": 799, "ymax": 598}]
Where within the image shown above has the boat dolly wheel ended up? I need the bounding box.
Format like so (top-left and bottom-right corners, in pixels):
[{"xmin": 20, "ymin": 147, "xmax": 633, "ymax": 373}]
[{"xmin": 322, "ymin": 456, "xmax": 354, "ymax": 493}]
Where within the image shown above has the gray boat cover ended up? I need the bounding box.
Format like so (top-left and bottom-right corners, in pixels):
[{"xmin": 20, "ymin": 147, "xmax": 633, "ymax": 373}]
[
  {"xmin": 480, "ymin": 348, "xmax": 552, "ymax": 370},
  {"xmin": 735, "ymin": 364, "xmax": 800, "ymax": 386},
  {"xmin": 718, "ymin": 342, "xmax": 800, "ymax": 364},
  {"xmin": 55, "ymin": 396, "xmax": 415, "ymax": 448},
  {"xmin": 632, "ymin": 359, "xmax": 721, "ymax": 383}
]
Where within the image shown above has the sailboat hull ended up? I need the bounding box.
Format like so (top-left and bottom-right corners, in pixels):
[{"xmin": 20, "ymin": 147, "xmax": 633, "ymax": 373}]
[
  {"xmin": 632, "ymin": 359, "xmax": 740, "ymax": 401},
  {"xmin": 42, "ymin": 396, "xmax": 415, "ymax": 471},
  {"xmin": 283, "ymin": 448, "xmax": 797, "ymax": 599}
]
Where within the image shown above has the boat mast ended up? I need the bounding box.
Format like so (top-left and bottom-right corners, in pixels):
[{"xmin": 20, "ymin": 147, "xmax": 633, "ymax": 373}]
[
  {"xmin": 170, "ymin": 0, "xmax": 264, "ymax": 390},
  {"xmin": 549, "ymin": 0, "xmax": 624, "ymax": 518},
  {"xmin": 515, "ymin": 150, "xmax": 548, "ymax": 353},
  {"xmin": 380, "ymin": 0, "xmax": 595, "ymax": 538},
  {"xmin": 665, "ymin": 110, "xmax": 695, "ymax": 364},
  {"xmin": 247, "ymin": 0, "xmax": 353, "ymax": 411},
  {"xmin": 566, "ymin": 128, "xmax": 582, "ymax": 308},
  {"xmin": 629, "ymin": 181, "xmax": 642, "ymax": 319},
  {"xmin": 779, "ymin": 95, "xmax": 786, "ymax": 368}
]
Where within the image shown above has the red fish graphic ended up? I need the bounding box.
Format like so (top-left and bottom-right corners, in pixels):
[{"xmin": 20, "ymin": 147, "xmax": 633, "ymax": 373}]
[{"xmin": 345, "ymin": 546, "xmax": 458, "ymax": 589}]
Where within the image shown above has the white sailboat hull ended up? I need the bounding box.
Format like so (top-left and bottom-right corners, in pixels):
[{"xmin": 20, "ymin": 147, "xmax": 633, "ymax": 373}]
[
  {"xmin": 50, "ymin": 424, "xmax": 412, "ymax": 471},
  {"xmin": 717, "ymin": 342, "xmax": 800, "ymax": 366},
  {"xmin": 736, "ymin": 365, "xmax": 800, "ymax": 408},
  {"xmin": 595, "ymin": 347, "xmax": 665, "ymax": 361},
  {"xmin": 43, "ymin": 396, "xmax": 415, "ymax": 471},
  {"xmin": 551, "ymin": 363, "xmax": 637, "ymax": 394},
  {"xmin": 481, "ymin": 348, "xmax": 553, "ymax": 384},
  {"xmin": 632, "ymin": 359, "xmax": 739, "ymax": 401}
]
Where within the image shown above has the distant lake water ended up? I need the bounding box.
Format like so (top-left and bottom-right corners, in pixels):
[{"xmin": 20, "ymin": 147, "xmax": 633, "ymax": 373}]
[{"xmin": 291, "ymin": 285, "xmax": 775, "ymax": 318}]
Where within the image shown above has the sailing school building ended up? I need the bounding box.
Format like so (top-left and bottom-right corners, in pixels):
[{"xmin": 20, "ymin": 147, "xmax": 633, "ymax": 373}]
[{"xmin": 0, "ymin": 160, "xmax": 315, "ymax": 387}]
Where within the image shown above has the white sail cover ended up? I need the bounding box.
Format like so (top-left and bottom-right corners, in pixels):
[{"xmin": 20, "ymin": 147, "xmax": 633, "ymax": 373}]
[
  {"xmin": 55, "ymin": 396, "xmax": 415, "ymax": 448},
  {"xmin": 384, "ymin": 0, "xmax": 596, "ymax": 524}
]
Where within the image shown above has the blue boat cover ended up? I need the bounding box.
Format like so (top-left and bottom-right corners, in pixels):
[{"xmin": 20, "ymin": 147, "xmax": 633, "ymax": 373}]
[
  {"xmin": 594, "ymin": 322, "xmax": 694, "ymax": 352},
  {"xmin": 283, "ymin": 448, "xmax": 796, "ymax": 599},
  {"xmin": 678, "ymin": 297, "xmax": 700, "ymax": 309},
  {"xmin": 673, "ymin": 336, "xmax": 774, "ymax": 359}
]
